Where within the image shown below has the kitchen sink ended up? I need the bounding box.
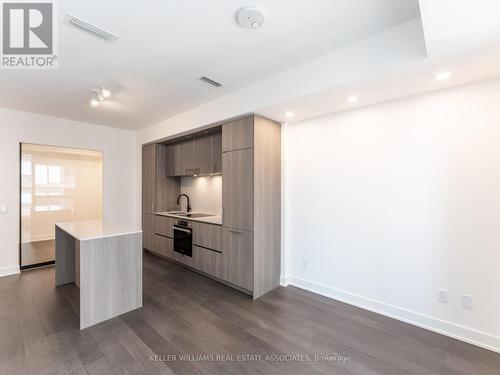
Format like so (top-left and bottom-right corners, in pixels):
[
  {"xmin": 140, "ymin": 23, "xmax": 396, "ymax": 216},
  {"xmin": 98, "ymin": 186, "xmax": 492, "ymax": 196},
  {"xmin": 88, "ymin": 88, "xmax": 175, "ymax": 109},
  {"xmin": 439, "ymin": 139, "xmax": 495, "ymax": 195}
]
[
  {"xmin": 165, "ymin": 211, "xmax": 215, "ymax": 218},
  {"xmin": 184, "ymin": 213, "xmax": 215, "ymax": 218}
]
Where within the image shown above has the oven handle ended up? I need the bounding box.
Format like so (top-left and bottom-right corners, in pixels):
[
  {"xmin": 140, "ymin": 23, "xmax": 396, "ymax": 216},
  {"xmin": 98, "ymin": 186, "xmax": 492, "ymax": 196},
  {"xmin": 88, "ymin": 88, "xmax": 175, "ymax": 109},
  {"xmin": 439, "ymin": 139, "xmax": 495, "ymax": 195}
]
[{"xmin": 173, "ymin": 226, "xmax": 191, "ymax": 234}]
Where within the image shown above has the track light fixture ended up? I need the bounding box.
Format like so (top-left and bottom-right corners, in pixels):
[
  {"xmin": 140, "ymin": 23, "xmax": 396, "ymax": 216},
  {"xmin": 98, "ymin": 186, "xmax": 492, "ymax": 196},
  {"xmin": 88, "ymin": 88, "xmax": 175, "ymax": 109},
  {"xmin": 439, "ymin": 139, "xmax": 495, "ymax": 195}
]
[{"xmin": 89, "ymin": 87, "xmax": 111, "ymax": 107}]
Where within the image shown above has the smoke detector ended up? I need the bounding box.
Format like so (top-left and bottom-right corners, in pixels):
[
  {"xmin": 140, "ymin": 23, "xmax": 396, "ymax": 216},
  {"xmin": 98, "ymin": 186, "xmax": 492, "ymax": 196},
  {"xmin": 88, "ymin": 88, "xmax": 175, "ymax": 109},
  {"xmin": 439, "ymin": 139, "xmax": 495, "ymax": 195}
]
[{"xmin": 236, "ymin": 7, "xmax": 265, "ymax": 29}]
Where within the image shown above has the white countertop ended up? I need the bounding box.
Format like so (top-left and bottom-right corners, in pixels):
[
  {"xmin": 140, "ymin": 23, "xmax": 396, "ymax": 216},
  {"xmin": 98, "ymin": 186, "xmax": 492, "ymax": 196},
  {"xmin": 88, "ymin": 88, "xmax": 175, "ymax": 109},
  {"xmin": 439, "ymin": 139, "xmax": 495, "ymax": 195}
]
[
  {"xmin": 156, "ymin": 212, "xmax": 222, "ymax": 225},
  {"xmin": 56, "ymin": 220, "xmax": 142, "ymax": 241}
]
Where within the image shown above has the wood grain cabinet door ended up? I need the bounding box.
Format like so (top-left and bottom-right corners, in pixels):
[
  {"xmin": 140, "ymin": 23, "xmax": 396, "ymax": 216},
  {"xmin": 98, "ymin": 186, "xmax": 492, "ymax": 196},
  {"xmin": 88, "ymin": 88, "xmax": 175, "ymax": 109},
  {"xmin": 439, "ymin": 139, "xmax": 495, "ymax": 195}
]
[
  {"xmin": 192, "ymin": 222, "xmax": 221, "ymax": 251},
  {"xmin": 142, "ymin": 215, "xmax": 154, "ymax": 251},
  {"xmin": 180, "ymin": 140, "xmax": 195, "ymax": 176},
  {"xmin": 154, "ymin": 215, "xmax": 175, "ymax": 238},
  {"xmin": 211, "ymin": 132, "xmax": 222, "ymax": 174},
  {"xmin": 193, "ymin": 246, "xmax": 222, "ymax": 278},
  {"xmin": 221, "ymin": 228, "xmax": 253, "ymax": 291},
  {"xmin": 165, "ymin": 144, "xmax": 176, "ymax": 177},
  {"xmin": 142, "ymin": 145, "xmax": 156, "ymax": 214},
  {"xmin": 222, "ymin": 148, "xmax": 254, "ymax": 231},
  {"xmin": 194, "ymin": 134, "xmax": 212, "ymax": 175},
  {"xmin": 173, "ymin": 140, "xmax": 196, "ymax": 176},
  {"xmin": 222, "ymin": 116, "xmax": 254, "ymax": 152},
  {"xmin": 154, "ymin": 235, "xmax": 174, "ymax": 258}
]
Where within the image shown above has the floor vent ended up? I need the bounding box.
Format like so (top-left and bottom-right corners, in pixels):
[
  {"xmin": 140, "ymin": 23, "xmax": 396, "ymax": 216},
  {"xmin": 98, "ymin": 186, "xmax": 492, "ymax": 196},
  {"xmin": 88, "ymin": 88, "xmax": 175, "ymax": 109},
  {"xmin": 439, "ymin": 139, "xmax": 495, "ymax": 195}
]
[{"xmin": 199, "ymin": 76, "xmax": 222, "ymax": 87}]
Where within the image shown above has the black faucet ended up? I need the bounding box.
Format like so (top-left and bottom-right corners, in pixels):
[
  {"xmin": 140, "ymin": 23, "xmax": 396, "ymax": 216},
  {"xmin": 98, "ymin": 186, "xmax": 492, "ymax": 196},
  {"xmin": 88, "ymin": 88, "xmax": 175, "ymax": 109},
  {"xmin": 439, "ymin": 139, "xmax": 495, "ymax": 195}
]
[{"xmin": 177, "ymin": 194, "xmax": 192, "ymax": 212}]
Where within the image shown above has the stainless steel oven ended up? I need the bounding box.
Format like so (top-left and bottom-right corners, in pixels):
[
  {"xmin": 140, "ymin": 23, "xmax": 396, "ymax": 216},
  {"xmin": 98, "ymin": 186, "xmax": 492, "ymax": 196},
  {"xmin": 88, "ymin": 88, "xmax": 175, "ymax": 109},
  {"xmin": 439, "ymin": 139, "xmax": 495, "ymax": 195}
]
[{"xmin": 173, "ymin": 220, "xmax": 192, "ymax": 257}]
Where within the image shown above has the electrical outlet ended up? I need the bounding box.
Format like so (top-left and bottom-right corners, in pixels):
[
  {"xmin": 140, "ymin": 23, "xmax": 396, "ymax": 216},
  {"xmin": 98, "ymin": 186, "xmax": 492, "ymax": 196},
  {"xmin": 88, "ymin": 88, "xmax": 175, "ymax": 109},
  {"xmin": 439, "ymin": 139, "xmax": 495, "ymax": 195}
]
[
  {"xmin": 461, "ymin": 294, "xmax": 473, "ymax": 310},
  {"xmin": 437, "ymin": 289, "xmax": 448, "ymax": 303},
  {"xmin": 301, "ymin": 259, "xmax": 308, "ymax": 270},
  {"xmin": 0, "ymin": 205, "xmax": 7, "ymax": 214}
]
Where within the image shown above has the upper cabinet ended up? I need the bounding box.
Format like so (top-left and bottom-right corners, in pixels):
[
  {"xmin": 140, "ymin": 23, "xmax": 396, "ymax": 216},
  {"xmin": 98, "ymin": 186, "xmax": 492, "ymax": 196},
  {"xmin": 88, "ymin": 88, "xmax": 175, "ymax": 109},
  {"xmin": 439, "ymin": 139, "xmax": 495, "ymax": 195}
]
[
  {"xmin": 194, "ymin": 134, "xmax": 212, "ymax": 175},
  {"xmin": 165, "ymin": 143, "xmax": 176, "ymax": 177},
  {"xmin": 222, "ymin": 116, "xmax": 254, "ymax": 152},
  {"xmin": 166, "ymin": 132, "xmax": 222, "ymax": 177},
  {"xmin": 211, "ymin": 132, "xmax": 222, "ymax": 174},
  {"xmin": 178, "ymin": 139, "xmax": 195, "ymax": 176}
]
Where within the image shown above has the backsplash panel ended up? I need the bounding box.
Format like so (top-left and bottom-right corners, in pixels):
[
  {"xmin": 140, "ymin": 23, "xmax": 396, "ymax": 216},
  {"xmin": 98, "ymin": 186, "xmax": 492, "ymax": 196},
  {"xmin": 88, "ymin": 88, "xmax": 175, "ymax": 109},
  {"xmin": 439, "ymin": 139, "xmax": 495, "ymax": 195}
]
[{"xmin": 180, "ymin": 175, "xmax": 222, "ymax": 214}]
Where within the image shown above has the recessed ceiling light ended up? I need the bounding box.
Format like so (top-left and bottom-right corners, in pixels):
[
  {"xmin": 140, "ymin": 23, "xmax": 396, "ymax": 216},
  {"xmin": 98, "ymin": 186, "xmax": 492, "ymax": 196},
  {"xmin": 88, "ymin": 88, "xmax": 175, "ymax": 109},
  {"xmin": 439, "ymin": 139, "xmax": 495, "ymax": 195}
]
[
  {"xmin": 236, "ymin": 7, "xmax": 265, "ymax": 29},
  {"xmin": 435, "ymin": 71, "xmax": 452, "ymax": 81},
  {"xmin": 285, "ymin": 111, "xmax": 295, "ymax": 118},
  {"xmin": 346, "ymin": 96, "xmax": 358, "ymax": 104}
]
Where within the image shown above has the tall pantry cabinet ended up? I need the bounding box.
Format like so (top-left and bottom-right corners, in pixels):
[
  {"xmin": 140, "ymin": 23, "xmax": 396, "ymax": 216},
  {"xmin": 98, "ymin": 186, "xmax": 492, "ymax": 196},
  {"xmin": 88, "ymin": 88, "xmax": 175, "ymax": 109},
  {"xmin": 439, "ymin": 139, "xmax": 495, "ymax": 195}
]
[
  {"xmin": 221, "ymin": 115, "xmax": 281, "ymax": 299},
  {"xmin": 142, "ymin": 144, "xmax": 180, "ymax": 252}
]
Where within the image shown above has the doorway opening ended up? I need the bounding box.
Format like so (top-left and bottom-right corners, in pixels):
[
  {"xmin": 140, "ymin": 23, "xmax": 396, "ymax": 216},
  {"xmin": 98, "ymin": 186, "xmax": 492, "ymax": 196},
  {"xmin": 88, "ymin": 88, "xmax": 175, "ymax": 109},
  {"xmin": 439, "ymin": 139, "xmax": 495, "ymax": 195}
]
[{"xmin": 19, "ymin": 143, "xmax": 103, "ymax": 270}]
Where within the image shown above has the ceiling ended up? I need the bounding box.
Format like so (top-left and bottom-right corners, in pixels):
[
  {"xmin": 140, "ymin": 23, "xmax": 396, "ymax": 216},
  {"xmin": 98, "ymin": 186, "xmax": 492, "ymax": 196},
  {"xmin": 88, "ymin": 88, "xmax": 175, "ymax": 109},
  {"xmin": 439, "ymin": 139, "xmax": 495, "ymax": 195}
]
[
  {"xmin": 0, "ymin": 0, "xmax": 421, "ymax": 130},
  {"xmin": 256, "ymin": 0, "xmax": 500, "ymax": 124},
  {"xmin": 133, "ymin": 0, "xmax": 500, "ymax": 145},
  {"xmin": 257, "ymin": 44, "xmax": 500, "ymax": 125}
]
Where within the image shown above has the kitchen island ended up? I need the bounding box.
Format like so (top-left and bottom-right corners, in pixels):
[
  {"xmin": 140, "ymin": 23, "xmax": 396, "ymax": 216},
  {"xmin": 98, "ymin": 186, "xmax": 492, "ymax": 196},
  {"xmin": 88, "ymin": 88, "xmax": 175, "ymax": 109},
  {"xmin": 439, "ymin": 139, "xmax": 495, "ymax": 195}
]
[{"xmin": 55, "ymin": 220, "xmax": 142, "ymax": 329}]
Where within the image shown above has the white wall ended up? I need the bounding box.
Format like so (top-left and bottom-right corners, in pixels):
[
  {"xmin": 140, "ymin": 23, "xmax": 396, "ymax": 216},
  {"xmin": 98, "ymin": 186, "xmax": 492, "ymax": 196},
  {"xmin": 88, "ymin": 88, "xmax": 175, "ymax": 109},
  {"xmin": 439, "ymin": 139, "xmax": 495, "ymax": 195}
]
[
  {"xmin": 0, "ymin": 108, "xmax": 137, "ymax": 277},
  {"xmin": 180, "ymin": 175, "xmax": 222, "ymax": 214},
  {"xmin": 283, "ymin": 78, "xmax": 500, "ymax": 352}
]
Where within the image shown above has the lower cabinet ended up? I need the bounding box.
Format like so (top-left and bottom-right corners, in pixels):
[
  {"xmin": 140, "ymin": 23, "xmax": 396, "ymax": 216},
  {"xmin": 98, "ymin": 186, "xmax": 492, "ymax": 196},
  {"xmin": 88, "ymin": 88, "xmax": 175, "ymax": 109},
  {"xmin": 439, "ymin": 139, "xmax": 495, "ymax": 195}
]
[
  {"xmin": 142, "ymin": 215, "xmax": 155, "ymax": 251},
  {"xmin": 221, "ymin": 227, "xmax": 253, "ymax": 291},
  {"xmin": 193, "ymin": 245, "xmax": 221, "ymax": 278},
  {"xmin": 155, "ymin": 215, "xmax": 175, "ymax": 237},
  {"xmin": 192, "ymin": 221, "xmax": 221, "ymax": 251},
  {"xmin": 154, "ymin": 234, "xmax": 173, "ymax": 258},
  {"xmin": 172, "ymin": 251, "xmax": 194, "ymax": 267},
  {"xmin": 149, "ymin": 220, "xmax": 254, "ymax": 294}
]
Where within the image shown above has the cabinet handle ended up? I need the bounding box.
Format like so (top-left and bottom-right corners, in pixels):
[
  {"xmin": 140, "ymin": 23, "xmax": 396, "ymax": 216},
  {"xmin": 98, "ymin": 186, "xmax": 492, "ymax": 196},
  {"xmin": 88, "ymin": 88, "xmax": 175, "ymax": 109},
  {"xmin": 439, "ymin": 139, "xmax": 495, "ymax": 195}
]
[
  {"xmin": 173, "ymin": 226, "xmax": 191, "ymax": 234},
  {"xmin": 229, "ymin": 229, "xmax": 243, "ymax": 234}
]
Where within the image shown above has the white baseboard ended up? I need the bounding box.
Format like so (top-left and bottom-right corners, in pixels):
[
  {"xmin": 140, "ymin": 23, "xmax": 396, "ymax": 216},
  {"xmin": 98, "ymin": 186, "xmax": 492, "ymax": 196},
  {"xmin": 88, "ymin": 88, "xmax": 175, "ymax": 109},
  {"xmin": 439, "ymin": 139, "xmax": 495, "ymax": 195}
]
[
  {"xmin": 280, "ymin": 275, "xmax": 290, "ymax": 287},
  {"xmin": 284, "ymin": 275, "xmax": 500, "ymax": 354},
  {"xmin": 0, "ymin": 265, "xmax": 20, "ymax": 278}
]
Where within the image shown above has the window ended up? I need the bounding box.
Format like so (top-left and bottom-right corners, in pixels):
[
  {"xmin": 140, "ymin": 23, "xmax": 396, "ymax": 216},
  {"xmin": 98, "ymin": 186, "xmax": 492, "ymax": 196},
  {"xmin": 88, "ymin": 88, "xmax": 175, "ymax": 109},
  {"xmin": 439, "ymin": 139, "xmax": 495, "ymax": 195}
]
[
  {"xmin": 48, "ymin": 165, "xmax": 62, "ymax": 184},
  {"xmin": 35, "ymin": 164, "xmax": 48, "ymax": 185},
  {"xmin": 21, "ymin": 159, "xmax": 31, "ymax": 176},
  {"xmin": 34, "ymin": 164, "xmax": 63, "ymax": 185}
]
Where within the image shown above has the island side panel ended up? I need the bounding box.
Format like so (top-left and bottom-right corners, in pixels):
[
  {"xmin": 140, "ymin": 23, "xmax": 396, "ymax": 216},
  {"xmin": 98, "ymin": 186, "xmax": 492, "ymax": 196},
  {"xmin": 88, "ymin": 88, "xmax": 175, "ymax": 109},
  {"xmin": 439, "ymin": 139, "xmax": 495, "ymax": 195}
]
[
  {"xmin": 75, "ymin": 241, "xmax": 80, "ymax": 288},
  {"xmin": 79, "ymin": 232, "xmax": 142, "ymax": 329},
  {"xmin": 55, "ymin": 226, "xmax": 76, "ymax": 286}
]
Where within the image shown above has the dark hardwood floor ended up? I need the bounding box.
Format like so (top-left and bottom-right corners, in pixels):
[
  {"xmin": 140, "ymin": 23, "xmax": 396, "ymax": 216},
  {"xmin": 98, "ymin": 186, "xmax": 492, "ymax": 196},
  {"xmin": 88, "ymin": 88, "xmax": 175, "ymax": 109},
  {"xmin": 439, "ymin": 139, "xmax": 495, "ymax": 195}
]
[
  {"xmin": 1, "ymin": 252, "xmax": 499, "ymax": 375},
  {"xmin": 21, "ymin": 239, "xmax": 55, "ymax": 267}
]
